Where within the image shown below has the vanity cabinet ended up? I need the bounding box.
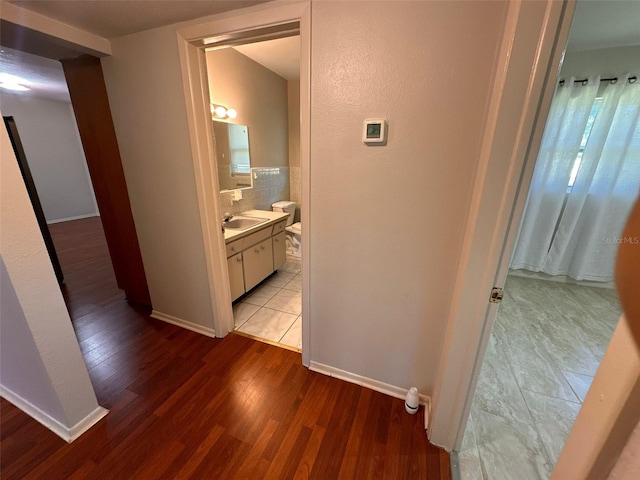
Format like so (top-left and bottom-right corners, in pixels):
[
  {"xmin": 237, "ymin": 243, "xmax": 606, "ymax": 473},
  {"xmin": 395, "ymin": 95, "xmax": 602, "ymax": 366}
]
[{"xmin": 225, "ymin": 217, "xmax": 288, "ymax": 300}]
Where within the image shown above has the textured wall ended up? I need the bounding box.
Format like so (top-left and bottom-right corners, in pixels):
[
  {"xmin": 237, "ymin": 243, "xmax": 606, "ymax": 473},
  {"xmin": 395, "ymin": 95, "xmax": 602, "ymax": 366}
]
[
  {"xmin": 1, "ymin": 116, "xmax": 100, "ymax": 430},
  {"xmin": 206, "ymin": 48, "xmax": 289, "ymax": 169},
  {"xmin": 309, "ymin": 0, "xmax": 508, "ymax": 393},
  {"xmin": 102, "ymin": 26, "xmax": 215, "ymax": 328},
  {"xmin": 1, "ymin": 93, "xmax": 97, "ymax": 223}
]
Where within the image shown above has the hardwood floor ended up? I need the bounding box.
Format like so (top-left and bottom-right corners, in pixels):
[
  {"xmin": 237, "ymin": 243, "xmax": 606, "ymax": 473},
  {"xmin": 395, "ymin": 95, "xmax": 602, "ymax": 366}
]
[{"xmin": 1, "ymin": 217, "xmax": 450, "ymax": 479}]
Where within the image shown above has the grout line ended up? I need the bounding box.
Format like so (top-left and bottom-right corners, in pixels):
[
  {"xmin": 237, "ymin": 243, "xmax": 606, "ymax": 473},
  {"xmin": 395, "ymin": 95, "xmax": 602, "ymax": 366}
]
[
  {"xmin": 232, "ymin": 255, "xmax": 302, "ymax": 350},
  {"xmin": 277, "ymin": 316, "xmax": 299, "ymax": 344},
  {"xmin": 232, "ymin": 303, "xmax": 261, "ymax": 330},
  {"xmin": 557, "ymin": 371, "xmax": 589, "ymax": 405},
  {"xmin": 492, "ymin": 331, "xmax": 556, "ymax": 466}
]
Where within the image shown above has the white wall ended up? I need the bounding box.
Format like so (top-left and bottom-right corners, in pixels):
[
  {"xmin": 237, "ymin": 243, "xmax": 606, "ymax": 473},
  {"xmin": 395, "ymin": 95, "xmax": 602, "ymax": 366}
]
[
  {"xmin": 1, "ymin": 115, "xmax": 105, "ymax": 440},
  {"xmin": 101, "ymin": 25, "xmax": 215, "ymax": 329},
  {"xmin": 100, "ymin": 1, "xmax": 508, "ymax": 395},
  {"xmin": 0, "ymin": 259, "xmax": 67, "ymax": 422},
  {"xmin": 560, "ymin": 45, "xmax": 640, "ymax": 79},
  {"xmin": 309, "ymin": 0, "xmax": 508, "ymax": 393},
  {"xmin": 288, "ymin": 79, "xmax": 301, "ymax": 221},
  {"xmin": 1, "ymin": 93, "xmax": 98, "ymax": 223},
  {"xmin": 206, "ymin": 48, "xmax": 289, "ymax": 168}
]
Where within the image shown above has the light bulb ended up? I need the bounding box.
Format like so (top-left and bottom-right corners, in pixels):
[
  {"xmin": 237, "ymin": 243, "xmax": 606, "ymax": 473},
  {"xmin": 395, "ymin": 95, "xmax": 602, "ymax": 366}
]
[
  {"xmin": 0, "ymin": 82, "xmax": 29, "ymax": 91},
  {"xmin": 214, "ymin": 106, "xmax": 227, "ymax": 118},
  {"xmin": 227, "ymin": 108, "xmax": 237, "ymax": 119}
]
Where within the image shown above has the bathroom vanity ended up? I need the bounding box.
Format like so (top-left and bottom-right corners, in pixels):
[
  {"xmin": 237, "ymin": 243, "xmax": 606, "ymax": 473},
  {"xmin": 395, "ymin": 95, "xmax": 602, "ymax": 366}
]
[{"xmin": 224, "ymin": 210, "xmax": 289, "ymax": 301}]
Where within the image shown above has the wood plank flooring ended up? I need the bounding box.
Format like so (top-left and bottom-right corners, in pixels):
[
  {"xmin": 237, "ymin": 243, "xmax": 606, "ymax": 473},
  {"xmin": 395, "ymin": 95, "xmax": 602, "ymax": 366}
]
[{"xmin": 1, "ymin": 217, "xmax": 450, "ymax": 479}]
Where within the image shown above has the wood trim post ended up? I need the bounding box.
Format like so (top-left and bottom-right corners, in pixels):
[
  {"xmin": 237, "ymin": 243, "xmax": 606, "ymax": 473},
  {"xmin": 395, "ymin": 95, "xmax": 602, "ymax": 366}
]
[{"xmin": 61, "ymin": 55, "xmax": 151, "ymax": 308}]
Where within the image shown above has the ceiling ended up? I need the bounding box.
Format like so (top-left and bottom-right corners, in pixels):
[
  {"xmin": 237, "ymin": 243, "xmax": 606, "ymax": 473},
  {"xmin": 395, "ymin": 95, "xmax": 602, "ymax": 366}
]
[
  {"xmin": 0, "ymin": 46, "xmax": 70, "ymax": 102},
  {"xmin": 1, "ymin": 0, "xmax": 638, "ymax": 102},
  {"xmin": 232, "ymin": 36, "xmax": 300, "ymax": 81},
  {"xmin": 5, "ymin": 1, "xmax": 271, "ymax": 39}
]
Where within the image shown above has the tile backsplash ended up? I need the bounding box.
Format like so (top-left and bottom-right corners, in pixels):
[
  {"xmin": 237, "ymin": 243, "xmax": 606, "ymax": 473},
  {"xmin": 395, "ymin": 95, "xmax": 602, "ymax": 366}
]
[{"xmin": 220, "ymin": 167, "xmax": 290, "ymax": 215}]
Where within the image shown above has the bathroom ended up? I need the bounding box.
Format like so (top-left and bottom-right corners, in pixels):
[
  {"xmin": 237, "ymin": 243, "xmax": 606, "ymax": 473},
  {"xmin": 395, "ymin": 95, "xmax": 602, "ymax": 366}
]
[{"xmin": 205, "ymin": 34, "xmax": 303, "ymax": 350}]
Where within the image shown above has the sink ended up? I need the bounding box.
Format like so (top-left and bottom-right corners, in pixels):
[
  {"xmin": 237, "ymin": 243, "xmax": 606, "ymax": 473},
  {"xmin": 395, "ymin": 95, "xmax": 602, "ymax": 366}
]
[{"xmin": 224, "ymin": 215, "xmax": 269, "ymax": 230}]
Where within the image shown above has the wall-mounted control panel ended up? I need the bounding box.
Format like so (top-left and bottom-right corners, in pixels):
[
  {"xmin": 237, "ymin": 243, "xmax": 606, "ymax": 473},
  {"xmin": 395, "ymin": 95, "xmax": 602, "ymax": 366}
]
[{"xmin": 362, "ymin": 118, "xmax": 388, "ymax": 145}]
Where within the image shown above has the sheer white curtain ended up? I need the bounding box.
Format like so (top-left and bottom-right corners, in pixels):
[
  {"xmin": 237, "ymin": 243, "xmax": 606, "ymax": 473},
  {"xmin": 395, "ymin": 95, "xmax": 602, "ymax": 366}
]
[{"xmin": 511, "ymin": 75, "xmax": 640, "ymax": 281}]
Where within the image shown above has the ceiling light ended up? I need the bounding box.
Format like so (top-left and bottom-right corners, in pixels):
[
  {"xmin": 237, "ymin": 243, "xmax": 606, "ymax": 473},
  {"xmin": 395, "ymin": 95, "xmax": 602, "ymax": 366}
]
[
  {"xmin": 0, "ymin": 73, "xmax": 30, "ymax": 92},
  {"xmin": 0, "ymin": 82, "xmax": 30, "ymax": 91}
]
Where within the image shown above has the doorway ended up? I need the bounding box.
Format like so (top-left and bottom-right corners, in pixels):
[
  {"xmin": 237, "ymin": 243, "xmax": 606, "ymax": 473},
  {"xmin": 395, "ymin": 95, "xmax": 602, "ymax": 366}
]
[
  {"xmin": 454, "ymin": 1, "xmax": 640, "ymax": 478},
  {"xmin": 175, "ymin": 2, "xmax": 311, "ymax": 364},
  {"xmin": 205, "ymin": 34, "xmax": 303, "ymax": 351},
  {"xmin": 0, "ymin": 47, "xmax": 106, "ymax": 308},
  {"xmin": 0, "ymin": 45, "xmax": 150, "ymax": 314}
]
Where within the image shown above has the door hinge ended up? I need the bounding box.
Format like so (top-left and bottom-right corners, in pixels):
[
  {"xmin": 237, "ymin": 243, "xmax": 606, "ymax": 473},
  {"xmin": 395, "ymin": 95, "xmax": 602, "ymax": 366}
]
[{"xmin": 489, "ymin": 287, "xmax": 504, "ymax": 304}]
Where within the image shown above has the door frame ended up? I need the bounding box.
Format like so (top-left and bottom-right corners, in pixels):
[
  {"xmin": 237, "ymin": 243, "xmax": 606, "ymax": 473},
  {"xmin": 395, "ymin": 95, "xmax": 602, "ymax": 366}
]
[
  {"xmin": 175, "ymin": 2, "xmax": 311, "ymax": 366},
  {"xmin": 428, "ymin": 0, "xmax": 576, "ymax": 450}
]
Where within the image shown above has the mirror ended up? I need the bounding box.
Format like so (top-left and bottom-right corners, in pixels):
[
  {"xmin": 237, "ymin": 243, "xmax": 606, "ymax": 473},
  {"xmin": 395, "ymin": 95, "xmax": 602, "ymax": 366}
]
[{"xmin": 213, "ymin": 120, "xmax": 252, "ymax": 191}]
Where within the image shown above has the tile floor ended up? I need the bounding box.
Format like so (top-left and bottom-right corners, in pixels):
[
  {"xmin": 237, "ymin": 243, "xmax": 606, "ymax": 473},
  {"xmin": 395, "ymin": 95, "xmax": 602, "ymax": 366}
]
[
  {"xmin": 455, "ymin": 274, "xmax": 621, "ymax": 480},
  {"xmin": 233, "ymin": 256, "xmax": 302, "ymax": 350}
]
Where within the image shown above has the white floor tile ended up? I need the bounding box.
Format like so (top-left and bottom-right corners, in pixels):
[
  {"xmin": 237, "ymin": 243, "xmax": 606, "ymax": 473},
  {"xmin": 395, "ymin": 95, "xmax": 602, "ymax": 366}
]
[
  {"xmin": 458, "ymin": 275, "xmax": 619, "ymax": 480},
  {"xmin": 280, "ymin": 316, "xmax": 302, "ymax": 349},
  {"xmin": 264, "ymin": 289, "xmax": 302, "ymax": 315},
  {"xmin": 265, "ymin": 271, "xmax": 296, "ymax": 288},
  {"xmin": 281, "ymin": 258, "xmax": 302, "ymax": 274},
  {"xmin": 237, "ymin": 308, "xmax": 298, "ymax": 343},
  {"xmin": 242, "ymin": 284, "xmax": 280, "ymax": 307},
  {"xmin": 282, "ymin": 274, "xmax": 302, "ymax": 292},
  {"xmin": 521, "ymin": 389, "xmax": 581, "ymax": 465},
  {"xmin": 561, "ymin": 371, "xmax": 593, "ymax": 403},
  {"xmin": 233, "ymin": 302, "xmax": 260, "ymax": 328}
]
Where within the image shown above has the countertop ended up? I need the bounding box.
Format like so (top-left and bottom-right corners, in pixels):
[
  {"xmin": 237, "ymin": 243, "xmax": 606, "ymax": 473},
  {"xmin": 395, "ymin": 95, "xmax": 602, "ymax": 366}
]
[{"xmin": 223, "ymin": 210, "xmax": 289, "ymax": 243}]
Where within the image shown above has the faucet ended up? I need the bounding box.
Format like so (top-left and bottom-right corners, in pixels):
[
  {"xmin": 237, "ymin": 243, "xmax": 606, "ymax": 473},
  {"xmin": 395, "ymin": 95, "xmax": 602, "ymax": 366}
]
[{"xmin": 221, "ymin": 212, "xmax": 233, "ymax": 234}]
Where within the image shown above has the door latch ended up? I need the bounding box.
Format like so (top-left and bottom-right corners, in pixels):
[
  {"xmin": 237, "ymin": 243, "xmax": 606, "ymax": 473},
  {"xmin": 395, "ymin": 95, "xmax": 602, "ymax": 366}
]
[{"xmin": 489, "ymin": 287, "xmax": 504, "ymax": 304}]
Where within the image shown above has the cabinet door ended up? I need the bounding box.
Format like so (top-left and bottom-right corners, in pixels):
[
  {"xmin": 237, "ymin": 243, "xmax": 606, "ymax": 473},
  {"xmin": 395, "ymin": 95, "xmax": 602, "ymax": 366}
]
[
  {"xmin": 243, "ymin": 244, "xmax": 263, "ymax": 292},
  {"xmin": 260, "ymin": 238, "xmax": 274, "ymax": 279},
  {"xmin": 227, "ymin": 253, "xmax": 245, "ymax": 301},
  {"xmin": 272, "ymin": 232, "xmax": 286, "ymax": 271},
  {"xmin": 243, "ymin": 239, "xmax": 275, "ymax": 292}
]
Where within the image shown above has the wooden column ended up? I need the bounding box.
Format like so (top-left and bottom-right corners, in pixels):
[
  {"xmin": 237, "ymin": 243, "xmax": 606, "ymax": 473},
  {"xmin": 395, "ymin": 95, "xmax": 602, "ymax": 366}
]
[{"xmin": 61, "ymin": 55, "xmax": 151, "ymax": 308}]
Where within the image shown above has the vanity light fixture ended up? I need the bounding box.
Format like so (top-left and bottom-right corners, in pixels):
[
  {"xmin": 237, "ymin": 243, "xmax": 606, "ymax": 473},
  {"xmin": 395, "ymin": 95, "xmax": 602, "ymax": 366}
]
[{"xmin": 211, "ymin": 103, "xmax": 237, "ymax": 120}]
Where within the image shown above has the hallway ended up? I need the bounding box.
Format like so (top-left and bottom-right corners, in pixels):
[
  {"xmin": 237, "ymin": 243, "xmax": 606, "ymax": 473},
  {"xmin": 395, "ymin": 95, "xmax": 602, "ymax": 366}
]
[{"xmin": 1, "ymin": 217, "xmax": 449, "ymax": 479}]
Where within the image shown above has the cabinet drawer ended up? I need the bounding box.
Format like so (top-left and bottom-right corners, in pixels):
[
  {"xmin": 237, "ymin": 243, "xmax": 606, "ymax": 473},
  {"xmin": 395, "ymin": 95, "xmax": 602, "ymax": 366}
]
[
  {"xmin": 242, "ymin": 226, "xmax": 272, "ymax": 249},
  {"xmin": 226, "ymin": 238, "xmax": 243, "ymax": 258},
  {"xmin": 272, "ymin": 220, "xmax": 287, "ymax": 235}
]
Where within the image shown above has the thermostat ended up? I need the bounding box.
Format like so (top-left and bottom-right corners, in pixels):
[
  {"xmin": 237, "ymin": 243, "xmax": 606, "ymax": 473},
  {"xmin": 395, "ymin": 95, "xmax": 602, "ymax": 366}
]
[{"xmin": 362, "ymin": 118, "xmax": 388, "ymax": 145}]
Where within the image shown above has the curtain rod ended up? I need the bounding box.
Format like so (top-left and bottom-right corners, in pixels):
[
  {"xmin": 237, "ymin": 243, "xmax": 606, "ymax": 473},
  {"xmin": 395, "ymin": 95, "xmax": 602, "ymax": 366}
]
[{"xmin": 559, "ymin": 76, "xmax": 637, "ymax": 86}]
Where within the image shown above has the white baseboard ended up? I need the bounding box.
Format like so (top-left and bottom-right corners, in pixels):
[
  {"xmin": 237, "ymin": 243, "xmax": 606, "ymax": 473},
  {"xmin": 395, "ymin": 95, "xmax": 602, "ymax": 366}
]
[
  {"xmin": 0, "ymin": 385, "xmax": 108, "ymax": 443},
  {"xmin": 508, "ymin": 268, "xmax": 615, "ymax": 289},
  {"xmin": 309, "ymin": 361, "xmax": 431, "ymax": 409},
  {"xmin": 151, "ymin": 310, "xmax": 216, "ymax": 338},
  {"xmin": 47, "ymin": 213, "xmax": 99, "ymax": 225}
]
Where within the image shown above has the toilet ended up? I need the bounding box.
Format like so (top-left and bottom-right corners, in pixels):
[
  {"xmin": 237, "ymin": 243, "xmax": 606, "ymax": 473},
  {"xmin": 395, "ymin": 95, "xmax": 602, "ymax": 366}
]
[{"xmin": 272, "ymin": 200, "xmax": 301, "ymax": 258}]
